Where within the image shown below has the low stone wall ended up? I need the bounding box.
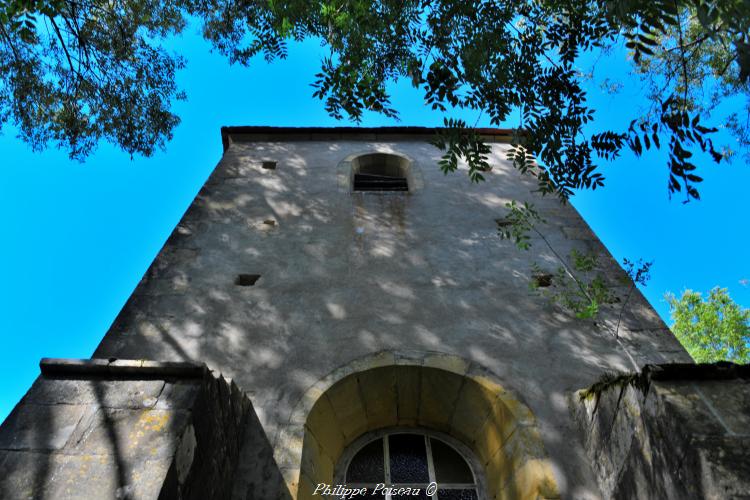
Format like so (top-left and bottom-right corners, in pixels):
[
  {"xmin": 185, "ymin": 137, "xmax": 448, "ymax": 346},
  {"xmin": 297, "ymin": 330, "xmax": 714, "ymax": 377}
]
[
  {"xmin": 0, "ymin": 358, "xmax": 255, "ymax": 499},
  {"xmin": 573, "ymin": 362, "xmax": 750, "ymax": 499}
]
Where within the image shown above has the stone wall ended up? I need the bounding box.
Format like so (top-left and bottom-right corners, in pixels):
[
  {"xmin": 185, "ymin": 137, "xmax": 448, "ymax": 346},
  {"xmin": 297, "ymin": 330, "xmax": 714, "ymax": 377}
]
[
  {"xmin": 573, "ymin": 362, "xmax": 750, "ymax": 500},
  {"xmin": 0, "ymin": 358, "xmax": 257, "ymax": 499}
]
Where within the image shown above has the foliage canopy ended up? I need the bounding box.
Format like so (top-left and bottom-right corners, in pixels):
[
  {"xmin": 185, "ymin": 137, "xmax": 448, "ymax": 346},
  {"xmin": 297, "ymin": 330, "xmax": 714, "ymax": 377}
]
[
  {"xmin": 1, "ymin": 0, "xmax": 748, "ymax": 201},
  {"xmin": 0, "ymin": 0, "xmax": 186, "ymax": 159},
  {"xmin": 666, "ymin": 288, "xmax": 750, "ymax": 363}
]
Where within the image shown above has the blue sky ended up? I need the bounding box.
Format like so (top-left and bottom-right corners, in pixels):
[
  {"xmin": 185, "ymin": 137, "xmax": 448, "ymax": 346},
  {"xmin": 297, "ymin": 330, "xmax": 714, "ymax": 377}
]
[{"xmin": 1, "ymin": 21, "xmax": 748, "ymax": 422}]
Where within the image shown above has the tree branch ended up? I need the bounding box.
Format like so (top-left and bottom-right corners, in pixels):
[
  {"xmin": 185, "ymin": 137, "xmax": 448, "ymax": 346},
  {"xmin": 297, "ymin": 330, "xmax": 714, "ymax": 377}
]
[
  {"xmin": 0, "ymin": 22, "xmax": 21, "ymax": 62},
  {"xmin": 47, "ymin": 14, "xmax": 80, "ymax": 80}
]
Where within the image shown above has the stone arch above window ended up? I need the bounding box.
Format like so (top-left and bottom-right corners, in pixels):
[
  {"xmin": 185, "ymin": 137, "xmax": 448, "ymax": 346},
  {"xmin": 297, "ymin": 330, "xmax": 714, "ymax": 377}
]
[
  {"xmin": 337, "ymin": 151, "xmax": 424, "ymax": 193},
  {"xmin": 280, "ymin": 351, "xmax": 559, "ymax": 500}
]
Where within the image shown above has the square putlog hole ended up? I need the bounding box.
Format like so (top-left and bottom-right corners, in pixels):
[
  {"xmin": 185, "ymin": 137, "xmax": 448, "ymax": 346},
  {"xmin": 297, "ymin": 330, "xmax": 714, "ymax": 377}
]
[
  {"xmin": 261, "ymin": 161, "xmax": 277, "ymax": 170},
  {"xmin": 532, "ymin": 273, "xmax": 553, "ymax": 288},
  {"xmin": 235, "ymin": 274, "xmax": 261, "ymax": 286},
  {"xmin": 494, "ymin": 218, "xmax": 512, "ymax": 228}
]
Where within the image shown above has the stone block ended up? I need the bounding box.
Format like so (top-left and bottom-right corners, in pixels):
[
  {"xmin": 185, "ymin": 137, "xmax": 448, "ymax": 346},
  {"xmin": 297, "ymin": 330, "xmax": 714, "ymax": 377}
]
[
  {"xmin": 499, "ymin": 458, "xmax": 559, "ymax": 500},
  {"xmin": 692, "ymin": 380, "xmax": 750, "ymax": 435},
  {"xmin": 155, "ymin": 381, "xmax": 200, "ymax": 410},
  {"xmin": 500, "ymin": 394, "xmax": 536, "ymax": 426},
  {"xmin": 0, "ymin": 403, "xmax": 86, "ymax": 451},
  {"xmin": 694, "ymin": 435, "xmax": 750, "ymax": 498},
  {"xmin": 423, "ymin": 353, "xmax": 469, "ymax": 375},
  {"xmin": 653, "ymin": 382, "xmax": 727, "ymax": 436},
  {"xmin": 503, "ymin": 426, "xmax": 548, "ymax": 466},
  {"xmin": 0, "ymin": 450, "xmax": 58, "ymax": 498},
  {"xmin": 358, "ymin": 368, "xmax": 398, "ymax": 430},
  {"xmin": 52, "ymin": 453, "xmax": 170, "ymax": 500},
  {"xmin": 592, "ymin": 385, "xmax": 642, "ymax": 486},
  {"xmin": 418, "ymin": 368, "xmax": 463, "ymax": 432},
  {"xmin": 393, "ymin": 350, "xmax": 426, "ymax": 367},
  {"xmin": 325, "ymin": 377, "xmax": 367, "ymax": 444},
  {"xmin": 484, "ymin": 445, "xmax": 513, "ymax": 500},
  {"xmin": 299, "ymin": 430, "xmax": 322, "ymax": 481},
  {"xmin": 394, "ymin": 366, "xmax": 420, "ymax": 425},
  {"xmin": 65, "ymin": 408, "xmax": 189, "ymax": 461},
  {"xmin": 0, "ymin": 450, "xmax": 169, "ymax": 500},
  {"xmin": 469, "ymin": 375, "xmax": 509, "ymax": 402},
  {"xmin": 491, "ymin": 428, "xmax": 557, "ymax": 500},
  {"xmin": 475, "ymin": 398, "xmax": 516, "ymax": 465},
  {"xmin": 75, "ymin": 379, "xmax": 167, "ymax": 409},
  {"xmin": 449, "ymin": 377, "xmax": 499, "ymax": 446},
  {"xmin": 291, "ymin": 383, "xmax": 326, "ymax": 425},
  {"xmin": 305, "ymin": 396, "xmax": 347, "ymax": 460}
]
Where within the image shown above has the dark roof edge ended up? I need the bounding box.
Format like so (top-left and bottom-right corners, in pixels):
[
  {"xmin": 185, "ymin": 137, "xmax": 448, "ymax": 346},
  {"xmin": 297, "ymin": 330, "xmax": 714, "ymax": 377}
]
[{"xmin": 220, "ymin": 126, "xmax": 520, "ymax": 151}]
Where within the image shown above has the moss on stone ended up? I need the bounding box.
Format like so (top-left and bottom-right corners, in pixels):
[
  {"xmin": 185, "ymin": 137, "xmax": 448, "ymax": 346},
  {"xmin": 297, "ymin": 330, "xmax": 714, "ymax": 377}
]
[{"xmin": 578, "ymin": 371, "xmax": 647, "ymax": 402}]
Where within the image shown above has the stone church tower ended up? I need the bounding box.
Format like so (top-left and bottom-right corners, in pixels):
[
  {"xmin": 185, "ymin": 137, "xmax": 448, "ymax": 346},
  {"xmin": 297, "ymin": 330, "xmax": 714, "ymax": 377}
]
[{"xmin": 2, "ymin": 127, "xmax": 746, "ymax": 500}]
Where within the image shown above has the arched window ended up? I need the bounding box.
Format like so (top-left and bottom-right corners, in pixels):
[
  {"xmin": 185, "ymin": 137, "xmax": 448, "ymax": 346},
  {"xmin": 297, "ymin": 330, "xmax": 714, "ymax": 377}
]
[
  {"xmin": 340, "ymin": 430, "xmax": 481, "ymax": 499},
  {"xmin": 352, "ymin": 153, "xmax": 409, "ymax": 192}
]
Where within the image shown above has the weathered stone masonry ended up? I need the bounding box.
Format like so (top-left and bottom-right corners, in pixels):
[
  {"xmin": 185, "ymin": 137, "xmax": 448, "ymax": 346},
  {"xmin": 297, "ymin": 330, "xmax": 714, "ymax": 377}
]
[
  {"xmin": 0, "ymin": 359, "xmax": 258, "ymax": 499},
  {"xmin": 573, "ymin": 362, "xmax": 750, "ymax": 500}
]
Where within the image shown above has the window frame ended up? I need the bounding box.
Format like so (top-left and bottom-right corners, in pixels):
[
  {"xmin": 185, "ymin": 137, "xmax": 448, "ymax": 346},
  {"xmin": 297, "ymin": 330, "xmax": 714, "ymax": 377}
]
[{"xmin": 334, "ymin": 427, "xmax": 487, "ymax": 499}]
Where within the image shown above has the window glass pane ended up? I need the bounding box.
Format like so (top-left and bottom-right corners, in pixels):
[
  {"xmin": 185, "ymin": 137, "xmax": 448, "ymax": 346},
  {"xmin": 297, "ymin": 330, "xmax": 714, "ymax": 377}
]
[
  {"xmin": 346, "ymin": 438, "xmax": 384, "ymax": 483},
  {"xmin": 437, "ymin": 489, "xmax": 478, "ymax": 500},
  {"xmin": 431, "ymin": 438, "xmax": 473, "ymax": 483},
  {"xmin": 388, "ymin": 434, "xmax": 429, "ymax": 483}
]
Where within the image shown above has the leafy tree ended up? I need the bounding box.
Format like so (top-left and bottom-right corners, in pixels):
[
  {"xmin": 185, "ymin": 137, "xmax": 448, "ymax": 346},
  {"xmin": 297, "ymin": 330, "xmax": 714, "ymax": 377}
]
[
  {"xmin": 0, "ymin": 0, "xmax": 186, "ymax": 159},
  {"xmin": 628, "ymin": 1, "xmax": 750, "ymax": 164},
  {"xmin": 1, "ymin": 0, "xmax": 748, "ymax": 200},
  {"xmin": 666, "ymin": 288, "xmax": 750, "ymax": 363}
]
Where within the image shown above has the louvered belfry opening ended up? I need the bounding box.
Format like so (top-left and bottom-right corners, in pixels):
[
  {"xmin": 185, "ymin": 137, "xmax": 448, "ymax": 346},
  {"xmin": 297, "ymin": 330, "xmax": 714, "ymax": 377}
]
[
  {"xmin": 353, "ymin": 173, "xmax": 408, "ymax": 191},
  {"xmin": 352, "ymin": 153, "xmax": 409, "ymax": 192}
]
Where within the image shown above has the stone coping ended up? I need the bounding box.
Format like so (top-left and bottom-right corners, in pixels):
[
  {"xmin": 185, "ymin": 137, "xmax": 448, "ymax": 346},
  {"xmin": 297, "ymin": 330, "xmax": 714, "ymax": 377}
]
[
  {"xmin": 39, "ymin": 358, "xmax": 207, "ymax": 379},
  {"xmin": 645, "ymin": 361, "xmax": 750, "ymax": 381},
  {"xmin": 221, "ymin": 125, "xmax": 520, "ymax": 150},
  {"xmin": 578, "ymin": 361, "xmax": 750, "ymax": 403}
]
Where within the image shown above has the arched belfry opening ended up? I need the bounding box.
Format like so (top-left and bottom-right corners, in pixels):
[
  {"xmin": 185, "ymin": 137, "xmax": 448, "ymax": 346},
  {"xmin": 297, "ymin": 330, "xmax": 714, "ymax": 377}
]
[
  {"xmin": 337, "ymin": 151, "xmax": 424, "ymax": 193},
  {"xmin": 283, "ymin": 353, "xmax": 559, "ymax": 500},
  {"xmin": 352, "ymin": 153, "xmax": 410, "ymax": 192}
]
